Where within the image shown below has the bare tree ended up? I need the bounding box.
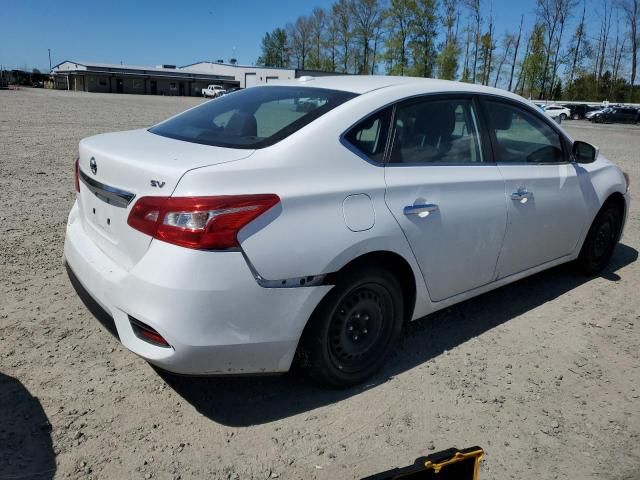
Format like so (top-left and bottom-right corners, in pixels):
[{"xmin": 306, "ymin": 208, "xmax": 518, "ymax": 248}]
[
  {"xmin": 464, "ymin": 0, "xmax": 482, "ymax": 82},
  {"xmin": 308, "ymin": 7, "xmax": 328, "ymax": 70},
  {"xmin": 566, "ymin": 1, "xmax": 588, "ymax": 95},
  {"xmin": 621, "ymin": 0, "xmax": 639, "ymax": 100},
  {"xmin": 508, "ymin": 15, "xmax": 524, "ymax": 91},
  {"xmin": 493, "ymin": 33, "xmax": 515, "ymax": 87},
  {"xmin": 332, "ymin": 0, "xmax": 354, "ymax": 72},
  {"xmin": 594, "ymin": 0, "xmax": 612, "ymax": 86},
  {"xmin": 287, "ymin": 16, "xmax": 313, "ymax": 69},
  {"xmin": 536, "ymin": 0, "xmax": 576, "ymax": 98}
]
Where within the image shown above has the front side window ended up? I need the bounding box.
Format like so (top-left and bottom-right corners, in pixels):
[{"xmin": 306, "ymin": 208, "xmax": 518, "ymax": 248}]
[
  {"xmin": 344, "ymin": 107, "xmax": 392, "ymax": 162},
  {"xmin": 150, "ymin": 86, "xmax": 356, "ymax": 149},
  {"xmin": 389, "ymin": 98, "xmax": 484, "ymax": 164},
  {"xmin": 484, "ymin": 100, "xmax": 564, "ymax": 163}
]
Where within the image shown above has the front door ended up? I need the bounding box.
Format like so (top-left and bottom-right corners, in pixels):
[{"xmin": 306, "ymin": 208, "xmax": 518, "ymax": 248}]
[
  {"xmin": 384, "ymin": 96, "xmax": 507, "ymax": 302},
  {"xmin": 480, "ymin": 98, "xmax": 589, "ymax": 278}
]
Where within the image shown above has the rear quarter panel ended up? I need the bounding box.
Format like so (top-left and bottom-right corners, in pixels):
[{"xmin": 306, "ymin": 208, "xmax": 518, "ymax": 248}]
[{"xmin": 173, "ymin": 86, "xmax": 433, "ymax": 319}]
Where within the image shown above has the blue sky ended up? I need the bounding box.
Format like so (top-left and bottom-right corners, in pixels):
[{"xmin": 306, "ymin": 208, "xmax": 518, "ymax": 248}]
[{"xmin": 2, "ymin": 0, "xmax": 582, "ymax": 72}]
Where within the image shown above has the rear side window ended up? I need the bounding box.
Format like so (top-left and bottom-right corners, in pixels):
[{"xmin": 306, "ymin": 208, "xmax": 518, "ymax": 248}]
[
  {"xmin": 344, "ymin": 107, "xmax": 392, "ymax": 162},
  {"xmin": 150, "ymin": 86, "xmax": 357, "ymax": 149},
  {"xmin": 389, "ymin": 98, "xmax": 484, "ymax": 164},
  {"xmin": 484, "ymin": 100, "xmax": 564, "ymax": 163}
]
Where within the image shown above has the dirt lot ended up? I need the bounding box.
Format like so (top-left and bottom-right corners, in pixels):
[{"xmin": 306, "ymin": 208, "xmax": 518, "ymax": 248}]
[{"xmin": 1, "ymin": 88, "xmax": 639, "ymax": 480}]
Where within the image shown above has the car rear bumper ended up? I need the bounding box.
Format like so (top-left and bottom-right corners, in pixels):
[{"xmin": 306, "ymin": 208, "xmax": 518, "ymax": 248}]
[{"xmin": 63, "ymin": 201, "xmax": 331, "ymax": 375}]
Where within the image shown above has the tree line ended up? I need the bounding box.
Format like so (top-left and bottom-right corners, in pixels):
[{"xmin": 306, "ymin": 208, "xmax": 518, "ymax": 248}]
[{"xmin": 257, "ymin": 0, "xmax": 640, "ymax": 103}]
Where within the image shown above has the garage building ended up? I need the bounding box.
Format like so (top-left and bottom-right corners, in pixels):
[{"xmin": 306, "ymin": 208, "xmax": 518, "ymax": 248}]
[{"xmin": 51, "ymin": 60, "xmax": 340, "ymax": 96}]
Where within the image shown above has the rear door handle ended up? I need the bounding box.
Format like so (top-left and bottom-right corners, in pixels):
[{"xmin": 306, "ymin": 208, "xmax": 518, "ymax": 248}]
[
  {"xmin": 510, "ymin": 190, "xmax": 533, "ymax": 201},
  {"xmin": 403, "ymin": 204, "xmax": 439, "ymax": 216}
]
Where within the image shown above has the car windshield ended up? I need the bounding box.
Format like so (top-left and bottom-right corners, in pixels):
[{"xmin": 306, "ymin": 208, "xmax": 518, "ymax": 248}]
[{"xmin": 150, "ymin": 86, "xmax": 357, "ymax": 149}]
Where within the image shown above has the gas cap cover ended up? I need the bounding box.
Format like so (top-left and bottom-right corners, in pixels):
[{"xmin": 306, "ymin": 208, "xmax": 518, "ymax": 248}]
[{"xmin": 342, "ymin": 194, "xmax": 375, "ymax": 232}]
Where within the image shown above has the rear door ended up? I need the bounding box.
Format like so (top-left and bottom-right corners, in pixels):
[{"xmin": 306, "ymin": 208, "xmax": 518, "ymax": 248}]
[
  {"xmin": 383, "ymin": 95, "xmax": 507, "ymax": 302},
  {"xmin": 480, "ymin": 97, "xmax": 589, "ymax": 278}
]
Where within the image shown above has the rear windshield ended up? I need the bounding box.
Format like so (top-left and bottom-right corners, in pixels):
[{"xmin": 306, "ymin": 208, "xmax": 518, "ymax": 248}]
[{"xmin": 149, "ymin": 86, "xmax": 357, "ymax": 149}]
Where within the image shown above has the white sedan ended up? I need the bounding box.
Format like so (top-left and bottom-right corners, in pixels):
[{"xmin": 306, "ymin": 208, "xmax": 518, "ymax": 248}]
[
  {"xmin": 64, "ymin": 76, "xmax": 630, "ymax": 387},
  {"xmin": 543, "ymin": 104, "xmax": 571, "ymax": 121}
]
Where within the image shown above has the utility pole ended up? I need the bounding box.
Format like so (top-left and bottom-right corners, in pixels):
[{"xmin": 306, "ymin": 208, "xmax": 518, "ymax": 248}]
[{"xmin": 48, "ymin": 49, "xmax": 52, "ymax": 72}]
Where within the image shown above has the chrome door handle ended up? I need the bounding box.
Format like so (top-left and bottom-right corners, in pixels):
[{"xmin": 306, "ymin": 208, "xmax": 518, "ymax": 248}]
[
  {"xmin": 510, "ymin": 190, "xmax": 533, "ymax": 201},
  {"xmin": 403, "ymin": 204, "xmax": 439, "ymax": 216}
]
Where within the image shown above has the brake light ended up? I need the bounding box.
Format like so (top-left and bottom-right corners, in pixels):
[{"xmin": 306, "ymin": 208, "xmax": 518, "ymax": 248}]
[
  {"xmin": 74, "ymin": 158, "xmax": 80, "ymax": 192},
  {"xmin": 127, "ymin": 194, "xmax": 280, "ymax": 250}
]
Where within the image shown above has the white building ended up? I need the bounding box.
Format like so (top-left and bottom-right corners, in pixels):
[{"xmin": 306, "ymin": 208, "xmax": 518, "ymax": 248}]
[{"xmin": 51, "ymin": 60, "xmax": 337, "ymax": 96}]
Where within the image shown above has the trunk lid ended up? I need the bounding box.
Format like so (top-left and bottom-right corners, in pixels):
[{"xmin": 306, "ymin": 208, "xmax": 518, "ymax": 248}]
[{"xmin": 77, "ymin": 129, "xmax": 254, "ymax": 270}]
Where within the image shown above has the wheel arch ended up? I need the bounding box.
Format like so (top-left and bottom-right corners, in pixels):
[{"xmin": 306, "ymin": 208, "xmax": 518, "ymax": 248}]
[
  {"xmin": 322, "ymin": 250, "xmax": 417, "ymax": 324},
  {"xmin": 601, "ymin": 191, "xmax": 626, "ymax": 240}
]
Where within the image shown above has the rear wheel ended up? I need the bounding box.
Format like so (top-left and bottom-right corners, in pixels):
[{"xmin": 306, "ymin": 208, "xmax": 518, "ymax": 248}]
[
  {"xmin": 298, "ymin": 267, "xmax": 404, "ymax": 387},
  {"xmin": 577, "ymin": 204, "xmax": 622, "ymax": 275},
  {"xmin": 560, "ymin": 113, "xmax": 567, "ymax": 121},
  {"xmin": 572, "ymin": 113, "xmax": 580, "ymax": 120}
]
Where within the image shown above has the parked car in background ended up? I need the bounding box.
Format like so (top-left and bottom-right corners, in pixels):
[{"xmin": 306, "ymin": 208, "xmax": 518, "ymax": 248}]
[
  {"xmin": 543, "ymin": 104, "xmax": 571, "ymax": 121},
  {"xmin": 591, "ymin": 106, "xmax": 639, "ymax": 124},
  {"xmin": 225, "ymin": 87, "xmax": 242, "ymax": 94},
  {"xmin": 201, "ymin": 84, "xmax": 226, "ymax": 98},
  {"xmin": 564, "ymin": 104, "xmax": 600, "ymax": 120},
  {"xmin": 65, "ymin": 76, "xmax": 630, "ymax": 387},
  {"xmin": 585, "ymin": 107, "xmax": 608, "ymax": 120},
  {"xmin": 539, "ymin": 105, "xmax": 564, "ymax": 124}
]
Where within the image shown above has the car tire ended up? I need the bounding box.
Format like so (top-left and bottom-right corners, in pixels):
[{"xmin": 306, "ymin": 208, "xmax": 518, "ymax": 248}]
[
  {"xmin": 572, "ymin": 113, "xmax": 580, "ymax": 120},
  {"xmin": 576, "ymin": 204, "xmax": 622, "ymax": 275},
  {"xmin": 298, "ymin": 266, "xmax": 404, "ymax": 388},
  {"xmin": 560, "ymin": 113, "xmax": 567, "ymax": 121}
]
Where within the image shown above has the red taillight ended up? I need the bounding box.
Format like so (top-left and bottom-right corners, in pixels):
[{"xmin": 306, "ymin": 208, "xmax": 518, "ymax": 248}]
[
  {"xmin": 74, "ymin": 158, "xmax": 80, "ymax": 192},
  {"xmin": 127, "ymin": 194, "xmax": 280, "ymax": 250}
]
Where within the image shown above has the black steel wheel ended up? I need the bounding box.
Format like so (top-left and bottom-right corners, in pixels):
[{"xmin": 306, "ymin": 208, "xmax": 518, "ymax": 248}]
[
  {"xmin": 298, "ymin": 266, "xmax": 404, "ymax": 387},
  {"xmin": 577, "ymin": 204, "xmax": 622, "ymax": 275}
]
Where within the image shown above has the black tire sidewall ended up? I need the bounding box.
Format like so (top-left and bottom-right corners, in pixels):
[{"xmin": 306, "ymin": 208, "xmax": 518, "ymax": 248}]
[
  {"xmin": 301, "ymin": 267, "xmax": 404, "ymax": 387},
  {"xmin": 578, "ymin": 205, "xmax": 622, "ymax": 275}
]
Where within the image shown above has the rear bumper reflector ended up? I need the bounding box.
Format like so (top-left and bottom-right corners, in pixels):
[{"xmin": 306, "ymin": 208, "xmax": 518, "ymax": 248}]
[{"xmin": 129, "ymin": 316, "xmax": 171, "ymax": 348}]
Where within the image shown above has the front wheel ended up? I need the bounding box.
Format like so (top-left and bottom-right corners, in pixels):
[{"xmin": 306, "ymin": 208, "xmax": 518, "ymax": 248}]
[
  {"xmin": 577, "ymin": 204, "xmax": 622, "ymax": 275},
  {"xmin": 298, "ymin": 267, "xmax": 404, "ymax": 387},
  {"xmin": 560, "ymin": 113, "xmax": 567, "ymax": 121},
  {"xmin": 572, "ymin": 113, "xmax": 580, "ymax": 120}
]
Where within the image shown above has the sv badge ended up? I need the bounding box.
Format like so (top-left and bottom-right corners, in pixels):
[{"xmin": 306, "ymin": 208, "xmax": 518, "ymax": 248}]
[{"xmin": 150, "ymin": 180, "xmax": 166, "ymax": 188}]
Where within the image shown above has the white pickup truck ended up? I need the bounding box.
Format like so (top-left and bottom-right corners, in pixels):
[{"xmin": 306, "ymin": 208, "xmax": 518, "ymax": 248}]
[{"xmin": 202, "ymin": 85, "xmax": 226, "ymax": 98}]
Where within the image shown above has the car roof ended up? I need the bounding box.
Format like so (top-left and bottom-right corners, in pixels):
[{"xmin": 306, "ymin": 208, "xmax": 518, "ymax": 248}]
[{"xmin": 269, "ymin": 74, "xmax": 526, "ymax": 98}]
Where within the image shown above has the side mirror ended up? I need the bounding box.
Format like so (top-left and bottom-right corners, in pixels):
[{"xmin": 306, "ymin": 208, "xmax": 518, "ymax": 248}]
[{"xmin": 572, "ymin": 141, "xmax": 598, "ymax": 164}]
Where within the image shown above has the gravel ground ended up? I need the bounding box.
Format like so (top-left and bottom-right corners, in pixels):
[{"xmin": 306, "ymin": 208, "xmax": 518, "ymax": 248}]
[{"xmin": 1, "ymin": 88, "xmax": 639, "ymax": 480}]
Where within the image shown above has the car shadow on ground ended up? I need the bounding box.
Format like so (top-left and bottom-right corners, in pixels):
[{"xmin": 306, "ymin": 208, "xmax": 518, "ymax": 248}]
[
  {"xmin": 158, "ymin": 243, "xmax": 638, "ymax": 427},
  {"xmin": 0, "ymin": 373, "xmax": 56, "ymax": 479}
]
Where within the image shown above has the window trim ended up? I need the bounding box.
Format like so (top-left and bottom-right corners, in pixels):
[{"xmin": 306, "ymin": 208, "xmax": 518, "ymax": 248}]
[
  {"xmin": 476, "ymin": 94, "xmax": 573, "ymax": 165},
  {"xmin": 384, "ymin": 93, "xmax": 494, "ymax": 167}
]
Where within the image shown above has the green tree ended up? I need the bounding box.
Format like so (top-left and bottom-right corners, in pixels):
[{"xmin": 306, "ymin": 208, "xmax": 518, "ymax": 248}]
[
  {"xmin": 257, "ymin": 28, "xmax": 289, "ymax": 67},
  {"xmin": 385, "ymin": 0, "xmax": 413, "ymax": 75},
  {"xmin": 437, "ymin": 0, "xmax": 460, "ymax": 79},
  {"xmin": 407, "ymin": 0, "xmax": 439, "ymax": 77},
  {"xmin": 521, "ymin": 23, "xmax": 546, "ymax": 98},
  {"xmin": 350, "ymin": 0, "xmax": 385, "ymax": 74}
]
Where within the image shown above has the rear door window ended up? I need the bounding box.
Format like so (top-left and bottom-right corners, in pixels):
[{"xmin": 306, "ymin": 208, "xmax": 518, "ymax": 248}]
[
  {"xmin": 150, "ymin": 86, "xmax": 357, "ymax": 149},
  {"xmin": 389, "ymin": 98, "xmax": 484, "ymax": 164}
]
